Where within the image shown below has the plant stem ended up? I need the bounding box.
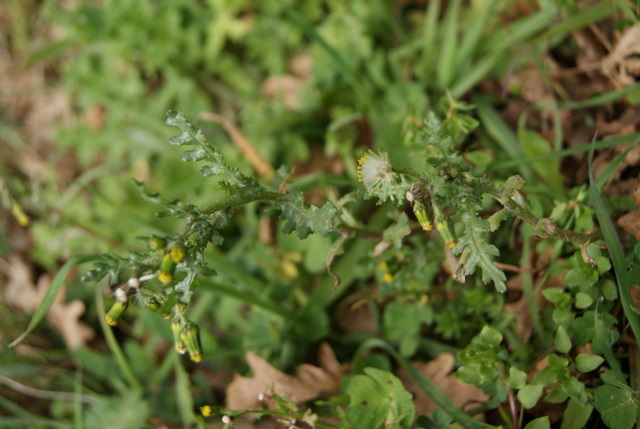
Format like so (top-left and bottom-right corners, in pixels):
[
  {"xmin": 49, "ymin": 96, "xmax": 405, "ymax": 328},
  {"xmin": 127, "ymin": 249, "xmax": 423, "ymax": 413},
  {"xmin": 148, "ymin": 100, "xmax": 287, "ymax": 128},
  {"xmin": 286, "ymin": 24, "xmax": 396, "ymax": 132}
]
[
  {"xmin": 202, "ymin": 190, "xmax": 282, "ymax": 215},
  {"xmin": 482, "ymin": 183, "xmax": 600, "ymax": 246}
]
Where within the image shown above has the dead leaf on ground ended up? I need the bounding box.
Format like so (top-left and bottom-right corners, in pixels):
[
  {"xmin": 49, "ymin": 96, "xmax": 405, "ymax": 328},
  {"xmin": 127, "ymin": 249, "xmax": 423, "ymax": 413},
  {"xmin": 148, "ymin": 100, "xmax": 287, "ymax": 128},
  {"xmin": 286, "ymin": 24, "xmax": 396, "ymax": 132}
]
[
  {"xmin": 261, "ymin": 55, "xmax": 312, "ymax": 110},
  {"xmin": 335, "ymin": 291, "xmax": 376, "ymax": 334},
  {"xmin": 3, "ymin": 255, "xmax": 95, "ymax": 349},
  {"xmin": 601, "ymin": 24, "xmax": 640, "ymax": 88},
  {"xmin": 618, "ymin": 181, "xmax": 640, "ymax": 240},
  {"xmin": 226, "ymin": 342, "xmax": 347, "ymax": 411},
  {"xmin": 399, "ymin": 353, "xmax": 488, "ymax": 418}
]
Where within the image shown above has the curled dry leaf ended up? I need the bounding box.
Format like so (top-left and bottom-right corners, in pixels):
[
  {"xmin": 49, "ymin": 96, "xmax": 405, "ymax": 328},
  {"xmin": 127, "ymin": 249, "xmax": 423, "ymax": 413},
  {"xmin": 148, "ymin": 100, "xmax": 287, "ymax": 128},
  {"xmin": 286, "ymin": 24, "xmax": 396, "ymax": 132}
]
[
  {"xmin": 3, "ymin": 255, "xmax": 94, "ymax": 349},
  {"xmin": 226, "ymin": 342, "xmax": 347, "ymax": 411},
  {"xmin": 399, "ymin": 353, "xmax": 487, "ymax": 418},
  {"xmin": 601, "ymin": 24, "xmax": 640, "ymax": 88}
]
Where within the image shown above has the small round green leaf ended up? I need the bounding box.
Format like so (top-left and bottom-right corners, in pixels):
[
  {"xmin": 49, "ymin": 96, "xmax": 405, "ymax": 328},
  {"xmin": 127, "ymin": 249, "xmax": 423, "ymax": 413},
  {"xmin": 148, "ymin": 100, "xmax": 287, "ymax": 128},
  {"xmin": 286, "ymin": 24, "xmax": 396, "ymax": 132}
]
[
  {"xmin": 575, "ymin": 354, "xmax": 604, "ymax": 373},
  {"xmin": 555, "ymin": 325, "xmax": 572, "ymax": 354},
  {"xmin": 506, "ymin": 367, "xmax": 527, "ymax": 389},
  {"xmin": 574, "ymin": 292, "xmax": 593, "ymax": 309},
  {"xmin": 542, "ymin": 287, "xmax": 564, "ymax": 304},
  {"xmin": 524, "ymin": 416, "xmax": 550, "ymax": 429},
  {"xmin": 518, "ymin": 384, "xmax": 544, "ymax": 409}
]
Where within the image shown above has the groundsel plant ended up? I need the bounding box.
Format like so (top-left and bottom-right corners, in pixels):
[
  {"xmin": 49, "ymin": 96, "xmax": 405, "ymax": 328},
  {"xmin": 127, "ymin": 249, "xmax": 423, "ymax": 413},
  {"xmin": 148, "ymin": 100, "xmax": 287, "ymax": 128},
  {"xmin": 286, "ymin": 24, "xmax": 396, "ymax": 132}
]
[
  {"xmin": 358, "ymin": 113, "xmax": 597, "ymax": 293},
  {"xmin": 81, "ymin": 110, "xmax": 339, "ymax": 361},
  {"xmin": 13, "ymin": 109, "xmax": 596, "ymax": 366}
]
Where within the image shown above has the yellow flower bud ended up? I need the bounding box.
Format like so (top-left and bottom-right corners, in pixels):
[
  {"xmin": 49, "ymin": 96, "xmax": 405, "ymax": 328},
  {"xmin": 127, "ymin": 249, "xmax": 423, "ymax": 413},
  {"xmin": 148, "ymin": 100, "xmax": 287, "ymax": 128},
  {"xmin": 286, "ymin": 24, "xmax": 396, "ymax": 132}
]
[
  {"xmin": 144, "ymin": 295, "xmax": 161, "ymax": 312},
  {"xmin": 105, "ymin": 300, "xmax": 128, "ymax": 326},
  {"xmin": 149, "ymin": 236, "xmax": 166, "ymax": 251},
  {"xmin": 180, "ymin": 320, "xmax": 202, "ymax": 362},
  {"xmin": 413, "ymin": 200, "xmax": 433, "ymax": 231},
  {"xmin": 171, "ymin": 318, "xmax": 186, "ymax": 354},
  {"xmin": 159, "ymin": 253, "xmax": 176, "ymax": 284},
  {"xmin": 433, "ymin": 204, "xmax": 456, "ymax": 248},
  {"xmin": 170, "ymin": 243, "xmax": 186, "ymax": 263},
  {"xmin": 158, "ymin": 272, "xmax": 173, "ymax": 284}
]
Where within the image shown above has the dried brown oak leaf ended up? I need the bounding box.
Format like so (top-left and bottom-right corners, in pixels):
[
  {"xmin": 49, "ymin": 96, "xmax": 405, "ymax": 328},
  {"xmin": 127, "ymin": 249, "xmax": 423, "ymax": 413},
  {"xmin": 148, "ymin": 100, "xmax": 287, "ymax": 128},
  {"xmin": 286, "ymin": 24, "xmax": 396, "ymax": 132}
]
[
  {"xmin": 601, "ymin": 24, "xmax": 640, "ymax": 88},
  {"xmin": 226, "ymin": 342, "xmax": 347, "ymax": 411},
  {"xmin": 4, "ymin": 255, "xmax": 94, "ymax": 349},
  {"xmin": 399, "ymin": 353, "xmax": 488, "ymax": 418}
]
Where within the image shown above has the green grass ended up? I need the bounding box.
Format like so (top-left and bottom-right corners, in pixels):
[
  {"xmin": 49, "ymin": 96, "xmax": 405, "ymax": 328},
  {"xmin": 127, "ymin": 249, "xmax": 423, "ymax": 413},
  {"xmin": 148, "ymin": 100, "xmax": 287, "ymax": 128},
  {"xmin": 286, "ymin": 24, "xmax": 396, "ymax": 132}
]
[{"xmin": 2, "ymin": 1, "xmax": 640, "ymax": 428}]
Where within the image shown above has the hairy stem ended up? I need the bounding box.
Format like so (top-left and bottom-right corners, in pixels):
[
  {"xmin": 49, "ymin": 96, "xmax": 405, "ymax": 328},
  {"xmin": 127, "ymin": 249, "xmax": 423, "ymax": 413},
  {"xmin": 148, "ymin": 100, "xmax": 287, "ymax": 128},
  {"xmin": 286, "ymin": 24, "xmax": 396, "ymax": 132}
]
[{"xmin": 201, "ymin": 190, "xmax": 283, "ymax": 215}]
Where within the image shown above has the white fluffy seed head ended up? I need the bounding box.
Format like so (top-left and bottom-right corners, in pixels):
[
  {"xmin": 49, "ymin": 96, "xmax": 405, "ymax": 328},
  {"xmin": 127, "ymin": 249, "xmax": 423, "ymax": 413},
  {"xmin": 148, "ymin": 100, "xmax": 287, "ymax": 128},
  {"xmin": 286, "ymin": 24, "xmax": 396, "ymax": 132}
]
[{"xmin": 115, "ymin": 288, "xmax": 127, "ymax": 302}]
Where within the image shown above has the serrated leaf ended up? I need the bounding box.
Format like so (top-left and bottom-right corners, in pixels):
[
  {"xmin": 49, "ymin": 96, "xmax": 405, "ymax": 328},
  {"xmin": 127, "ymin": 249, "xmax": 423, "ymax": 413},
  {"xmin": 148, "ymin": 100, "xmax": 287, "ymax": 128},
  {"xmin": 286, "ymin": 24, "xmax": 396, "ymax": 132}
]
[
  {"xmin": 382, "ymin": 212, "xmax": 411, "ymax": 249},
  {"xmin": 453, "ymin": 213, "xmax": 506, "ymax": 292},
  {"xmin": 174, "ymin": 268, "xmax": 197, "ymax": 303},
  {"xmin": 165, "ymin": 110, "xmax": 256, "ymax": 191},
  {"xmin": 278, "ymin": 188, "xmax": 338, "ymax": 239},
  {"xmin": 346, "ymin": 367, "xmax": 415, "ymax": 429},
  {"xmin": 487, "ymin": 208, "xmax": 511, "ymax": 232}
]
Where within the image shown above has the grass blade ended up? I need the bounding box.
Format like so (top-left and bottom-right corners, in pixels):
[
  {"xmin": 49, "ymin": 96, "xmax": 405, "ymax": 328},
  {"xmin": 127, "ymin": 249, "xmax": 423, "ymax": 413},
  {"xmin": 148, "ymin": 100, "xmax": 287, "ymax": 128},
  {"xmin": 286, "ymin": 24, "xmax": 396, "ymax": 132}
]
[
  {"xmin": 588, "ymin": 141, "xmax": 640, "ymax": 346},
  {"xmin": 455, "ymin": 0, "xmax": 498, "ymax": 75},
  {"xmin": 417, "ymin": 0, "xmax": 441, "ymax": 83},
  {"xmin": 596, "ymin": 139, "xmax": 640, "ymax": 189},
  {"xmin": 436, "ymin": 0, "xmax": 462, "ymax": 90},
  {"xmin": 95, "ymin": 288, "xmax": 142, "ymax": 391},
  {"xmin": 451, "ymin": 8, "xmax": 556, "ymax": 97},
  {"xmin": 491, "ymin": 132, "xmax": 640, "ymax": 170},
  {"xmin": 532, "ymin": 2, "xmax": 615, "ymax": 44},
  {"xmin": 9, "ymin": 255, "xmax": 102, "ymax": 348}
]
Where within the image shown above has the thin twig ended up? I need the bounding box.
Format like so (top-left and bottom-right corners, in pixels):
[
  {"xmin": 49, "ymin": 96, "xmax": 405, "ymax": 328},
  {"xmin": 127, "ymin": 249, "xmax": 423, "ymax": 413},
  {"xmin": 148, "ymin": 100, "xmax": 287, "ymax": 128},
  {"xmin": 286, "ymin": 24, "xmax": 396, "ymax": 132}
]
[
  {"xmin": 0, "ymin": 375, "xmax": 97, "ymax": 404},
  {"xmin": 199, "ymin": 112, "xmax": 275, "ymax": 181}
]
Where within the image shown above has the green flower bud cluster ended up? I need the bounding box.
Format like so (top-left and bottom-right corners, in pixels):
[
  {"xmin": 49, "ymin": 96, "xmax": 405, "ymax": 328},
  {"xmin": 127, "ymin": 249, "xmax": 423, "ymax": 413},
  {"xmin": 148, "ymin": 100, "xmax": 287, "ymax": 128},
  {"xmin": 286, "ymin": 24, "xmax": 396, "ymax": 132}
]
[
  {"xmin": 171, "ymin": 317, "xmax": 203, "ymax": 362},
  {"xmin": 150, "ymin": 238, "xmax": 187, "ymax": 285},
  {"xmin": 102, "ymin": 238, "xmax": 205, "ymax": 359},
  {"xmin": 407, "ymin": 192, "xmax": 456, "ymax": 248}
]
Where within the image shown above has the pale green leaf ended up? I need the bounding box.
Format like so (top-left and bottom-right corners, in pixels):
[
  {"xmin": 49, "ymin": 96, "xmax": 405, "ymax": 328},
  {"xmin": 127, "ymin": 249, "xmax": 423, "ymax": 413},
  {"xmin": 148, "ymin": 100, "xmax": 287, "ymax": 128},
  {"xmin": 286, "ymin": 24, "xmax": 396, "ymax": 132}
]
[
  {"xmin": 524, "ymin": 416, "xmax": 550, "ymax": 429},
  {"xmin": 518, "ymin": 384, "xmax": 543, "ymax": 409}
]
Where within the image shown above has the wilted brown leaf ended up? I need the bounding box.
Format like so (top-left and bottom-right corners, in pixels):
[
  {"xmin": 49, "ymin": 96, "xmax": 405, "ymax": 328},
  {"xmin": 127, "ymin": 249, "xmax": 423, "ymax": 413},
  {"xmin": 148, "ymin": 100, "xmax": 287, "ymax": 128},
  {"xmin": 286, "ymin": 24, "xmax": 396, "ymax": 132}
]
[
  {"xmin": 399, "ymin": 353, "xmax": 488, "ymax": 418},
  {"xmin": 226, "ymin": 342, "xmax": 347, "ymax": 411}
]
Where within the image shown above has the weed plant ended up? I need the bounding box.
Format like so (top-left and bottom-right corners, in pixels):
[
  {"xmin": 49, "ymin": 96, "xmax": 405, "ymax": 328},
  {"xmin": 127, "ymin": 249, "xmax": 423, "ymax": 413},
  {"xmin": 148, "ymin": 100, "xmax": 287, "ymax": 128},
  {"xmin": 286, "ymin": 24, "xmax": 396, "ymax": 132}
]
[{"xmin": 2, "ymin": 1, "xmax": 640, "ymax": 429}]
